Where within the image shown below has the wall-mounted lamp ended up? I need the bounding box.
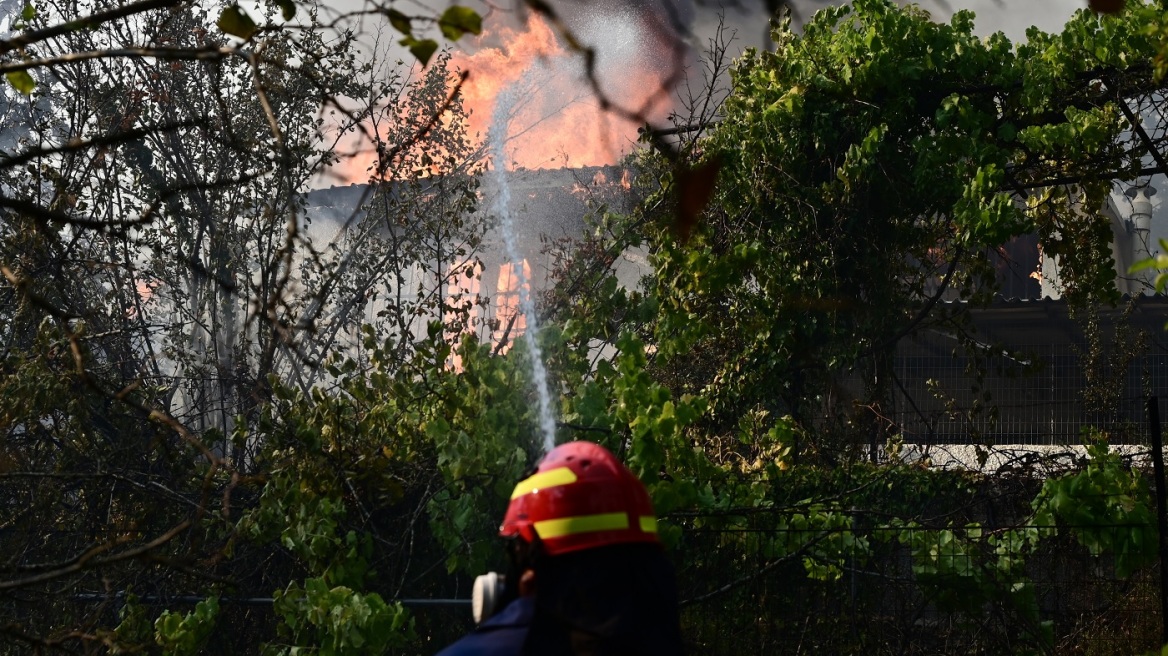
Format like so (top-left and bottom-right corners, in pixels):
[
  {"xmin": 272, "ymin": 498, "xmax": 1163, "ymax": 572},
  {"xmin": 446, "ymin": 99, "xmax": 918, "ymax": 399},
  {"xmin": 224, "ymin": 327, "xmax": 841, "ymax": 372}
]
[{"xmin": 1124, "ymin": 184, "xmax": 1157, "ymax": 237}]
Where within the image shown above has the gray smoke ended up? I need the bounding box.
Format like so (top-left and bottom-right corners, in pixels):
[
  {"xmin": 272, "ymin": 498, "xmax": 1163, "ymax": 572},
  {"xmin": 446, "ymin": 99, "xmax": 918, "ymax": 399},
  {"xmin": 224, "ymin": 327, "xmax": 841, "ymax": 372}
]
[
  {"xmin": 324, "ymin": 1, "xmax": 1087, "ymax": 82},
  {"xmin": 561, "ymin": 0, "xmax": 1085, "ymax": 50}
]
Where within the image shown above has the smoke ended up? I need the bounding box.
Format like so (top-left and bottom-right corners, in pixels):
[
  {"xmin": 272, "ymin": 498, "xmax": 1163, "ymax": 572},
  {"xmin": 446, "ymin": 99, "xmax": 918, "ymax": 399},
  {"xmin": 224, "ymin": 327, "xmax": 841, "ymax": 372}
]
[
  {"xmin": 888, "ymin": 0, "xmax": 1083, "ymax": 40},
  {"xmin": 319, "ymin": 0, "xmax": 1086, "ymax": 177},
  {"xmin": 451, "ymin": 0, "xmax": 1087, "ymax": 164},
  {"xmin": 450, "ymin": 7, "xmax": 676, "ymax": 170},
  {"xmin": 326, "ymin": 0, "xmax": 1087, "ymax": 73},
  {"xmin": 790, "ymin": 0, "xmax": 1082, "ymax": 40}
]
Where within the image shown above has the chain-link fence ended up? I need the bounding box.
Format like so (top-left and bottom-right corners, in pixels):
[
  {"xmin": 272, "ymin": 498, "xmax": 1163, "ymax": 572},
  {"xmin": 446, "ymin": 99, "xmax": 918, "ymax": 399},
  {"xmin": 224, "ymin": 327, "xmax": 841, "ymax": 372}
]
[
  {"xmin": 892, "ymin": 344, "xmax": 1168, "ymax": 446},
  {"xmin": 393, "ymin": 516, "xmax": 1162, "ymax": 654},
  {"xmin": 673, "ymin": 518, "xmax": 1161, "ymax": 655},
  {"xmin": 59, "ymin": 518, "xmax": 1162, "ymax": 654}
]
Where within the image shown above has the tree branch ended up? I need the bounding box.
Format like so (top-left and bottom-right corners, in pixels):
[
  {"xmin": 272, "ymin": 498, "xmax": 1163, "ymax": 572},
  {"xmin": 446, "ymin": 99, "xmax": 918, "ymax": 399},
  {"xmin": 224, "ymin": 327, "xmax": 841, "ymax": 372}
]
[
  {"xmin": 0, "ymin": 0, "xmax": 181, "ymax": 56},
  {"xmin": 0, "ymin": 45, "xmax": 233, "ymax": 74},
  {"xmin": 0, "ymin": 520, "xmax": 192, "ymax": 591}
]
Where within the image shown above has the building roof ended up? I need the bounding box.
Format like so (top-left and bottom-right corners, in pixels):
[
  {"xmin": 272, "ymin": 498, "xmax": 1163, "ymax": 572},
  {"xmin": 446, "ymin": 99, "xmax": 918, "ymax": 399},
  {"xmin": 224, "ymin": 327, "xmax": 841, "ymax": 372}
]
[{"xmin": 923, "ymin": 294, "xmax": 1168, "ymax": 349}]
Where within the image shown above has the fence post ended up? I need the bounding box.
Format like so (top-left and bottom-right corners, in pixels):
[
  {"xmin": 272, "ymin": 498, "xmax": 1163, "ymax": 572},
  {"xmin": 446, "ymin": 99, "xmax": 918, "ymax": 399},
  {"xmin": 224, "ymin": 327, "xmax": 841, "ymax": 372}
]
[{"xmin": 1147, "ymin": 395, "xmax": 1168, "ymax": 646}]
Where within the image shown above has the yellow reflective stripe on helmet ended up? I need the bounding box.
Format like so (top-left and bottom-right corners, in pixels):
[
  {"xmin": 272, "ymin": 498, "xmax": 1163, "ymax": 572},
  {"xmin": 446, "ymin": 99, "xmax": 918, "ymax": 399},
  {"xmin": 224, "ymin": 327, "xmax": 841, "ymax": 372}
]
[
  {"xmin": 639, "ymin": 516, "xmax": 658, "ymax": 533},
  {"xmin": 534, "ymin": 512, "xmax": 629, "ymax": 539},
  {"xmin": 510, "ymin": 467, "xmax": 578, "ymax": 500}
]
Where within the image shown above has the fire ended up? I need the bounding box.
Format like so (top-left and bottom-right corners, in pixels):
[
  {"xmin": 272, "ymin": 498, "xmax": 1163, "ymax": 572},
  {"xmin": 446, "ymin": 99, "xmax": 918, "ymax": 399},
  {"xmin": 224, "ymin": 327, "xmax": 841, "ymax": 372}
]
[
  {"xmin": 323, "ymin": 56, "xmax": 470, "ymax": 186},
  {"xmin": 443, "ymin": 259, "xmax": 533, "ymax": 366},
  {"xmin": 322, "ymin": 10, "xmax": 677, "ymax": 185},
  {"xmin": 493, "ymin": 260, "xmax": 531, "ymax": 352},
  {"xmin": 450, "ymin": 13, "xmax": 673, "ymax": 170},
  {"xmin": 128, "ymin": 278, "xmax": 158, "ymax": 318}
]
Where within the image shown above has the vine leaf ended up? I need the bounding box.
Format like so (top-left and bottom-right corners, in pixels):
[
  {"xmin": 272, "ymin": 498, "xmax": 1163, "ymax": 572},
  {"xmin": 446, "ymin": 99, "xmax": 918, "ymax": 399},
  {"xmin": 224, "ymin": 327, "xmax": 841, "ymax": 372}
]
[
  {"xmin": 218, "ymin": 5, "xmax": 258, "ymax": 40},
  {"xmin": 1088, "ymin": 0, "xmax": 1124, "ymax": 14},
  {"xmin": 6, "ymin": 70, "xmax": 35, "ymax": 95},
  {"xmin": 274, "ymin": 0, "xmax": 295, "ymax": 22},
  {"xmin": 438, "ymin": 6, "xmax": 482, "ymax": 41},
  {"xmin": 400, "ymin": 37, "xmax": 438, "ymax": 67},
  {"xmin": 387, "ymin": 9, "xmax": 411, "ymax": 36}
]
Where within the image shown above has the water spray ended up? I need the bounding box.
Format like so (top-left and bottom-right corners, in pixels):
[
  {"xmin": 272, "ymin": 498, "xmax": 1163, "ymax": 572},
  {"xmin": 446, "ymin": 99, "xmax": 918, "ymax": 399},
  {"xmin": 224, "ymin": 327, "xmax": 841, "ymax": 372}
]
[{"xmin": 489, "ymin": 87, "xmax": 558, "ymax": 454}]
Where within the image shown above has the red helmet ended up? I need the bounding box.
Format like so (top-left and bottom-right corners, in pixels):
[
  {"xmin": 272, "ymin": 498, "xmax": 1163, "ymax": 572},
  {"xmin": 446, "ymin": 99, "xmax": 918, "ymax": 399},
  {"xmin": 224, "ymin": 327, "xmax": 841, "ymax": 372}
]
[{"xmin": 500, "ymin": 441, "xmax": 660, "ymax": 556}]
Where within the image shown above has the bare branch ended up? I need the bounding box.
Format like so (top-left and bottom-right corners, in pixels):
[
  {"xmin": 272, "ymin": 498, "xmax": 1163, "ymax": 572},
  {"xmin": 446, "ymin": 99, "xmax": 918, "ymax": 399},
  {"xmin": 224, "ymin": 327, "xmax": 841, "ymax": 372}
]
[
  {"xmin": 0, "ymin": 520, "xmax": 192, "ymax": 591},
  {"xmin": 0, "ymin": 45, "xmax": 234, "ymax": 74},
  {"xmin": 0, "ymin": 0, "xmax": 181, "ymax": 56}
]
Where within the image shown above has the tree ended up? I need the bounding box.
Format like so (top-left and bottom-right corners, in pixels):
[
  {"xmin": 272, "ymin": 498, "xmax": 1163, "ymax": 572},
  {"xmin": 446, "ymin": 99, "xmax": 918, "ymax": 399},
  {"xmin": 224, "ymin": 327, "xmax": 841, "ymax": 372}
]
[
  {"xmin": 5, "ymin": 0, "xmax": 1168, "ymax": 652},
  {"xmin": 521, "ymin": 3, "xmax": 1168, "ymax": 649},
  {"xmin": 0, "ymin": 0, "xmax": 710, "ymax": 648},
  {"xmin": 554, "ymin": 0, "xmax": 1168, "ymax": 463},
  {"xmin": 0, "ymin": 0, "xmax": 493, "ymax": 649}
]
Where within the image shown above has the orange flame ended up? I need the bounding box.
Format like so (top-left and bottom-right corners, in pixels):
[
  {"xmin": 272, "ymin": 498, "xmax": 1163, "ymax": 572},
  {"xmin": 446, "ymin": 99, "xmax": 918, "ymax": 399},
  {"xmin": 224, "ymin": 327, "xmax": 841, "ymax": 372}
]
[
  {"xmin": 322, "ymin": 12, "xmax": 675, "ymax": 185},
  {"xmin": 451, "ymin": 13, "xmax": 672, "ymax": 170},
  {"xmin": 493, "ymin": 260, "xmax": 531, "ymax": 352}
]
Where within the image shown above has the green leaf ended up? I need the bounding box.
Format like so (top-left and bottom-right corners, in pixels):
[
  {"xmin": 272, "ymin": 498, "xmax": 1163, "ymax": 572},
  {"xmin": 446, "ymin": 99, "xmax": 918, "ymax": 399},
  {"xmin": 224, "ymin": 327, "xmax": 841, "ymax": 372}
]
[
  {"xmin": 438, "ymin": 6, "xmax": 482, "ymax": 41},
  {"xmin": 400, "ymin": 37, "xmax": 438, "ymax": 67},
  {"xmin": 274, "ymin": 0, "xmax": 295, "ymax": 21},
  {"xmin": 20, "ymin": 2, "xmax": 35, "ymax": 21},
  {"xmin": 387, "ymin": 9, "xmax": 411, "ymax": 36},
  {"xmin": 218, "ymin": 5, "xmax": 258, "ymax": 40},
  {"xmin": 6, "ymin": 70, "xmax": 34, "ymax": 95}
]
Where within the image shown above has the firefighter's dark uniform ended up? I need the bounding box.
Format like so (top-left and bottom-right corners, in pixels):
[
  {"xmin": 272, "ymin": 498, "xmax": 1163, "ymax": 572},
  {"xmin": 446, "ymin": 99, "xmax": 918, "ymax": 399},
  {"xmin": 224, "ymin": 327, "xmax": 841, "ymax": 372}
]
[{"xmin": 434, "ymin": 596, "xmax": 533, "ymax": 656}]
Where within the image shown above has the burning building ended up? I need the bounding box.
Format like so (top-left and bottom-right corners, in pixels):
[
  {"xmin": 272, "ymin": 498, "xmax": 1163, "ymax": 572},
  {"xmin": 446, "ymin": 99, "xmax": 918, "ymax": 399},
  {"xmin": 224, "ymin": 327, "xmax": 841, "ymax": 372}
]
[{"xmin": 304, "ymin": 165, "xmax": 639, "ymax": 352}]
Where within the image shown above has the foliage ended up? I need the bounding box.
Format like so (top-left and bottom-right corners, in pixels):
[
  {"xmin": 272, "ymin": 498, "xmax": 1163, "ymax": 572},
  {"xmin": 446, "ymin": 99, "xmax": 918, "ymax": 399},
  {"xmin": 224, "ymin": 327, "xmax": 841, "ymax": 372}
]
[
  {"xmin": 155, "ymin": 596, "xmax": 220, "ymax": 656},
  {"xmin": 1032, "ymin": 437, "xmax": 1158, "ymax": 578},
  {"xmin": 2, "ymin": 0, "xmax": 1168, "ymax": 653},
  {"xmin": 0, "ymin": 0, "xmax": 485, "ymax": 651},
  {"xmin": 1130, "ymin": 236, "xmax": 1168, "ymax": 293},
  {"xmin": 422, "ymin": 335, "xmax": 538, "ymax": 575},
  {"xmin": 540, "ymin": 2, "xmax": 1168, "ymax": 651},
  {"xmin": 269, "ymin": 579, "xmax": 413, "ymax": 656},
  {"xmin": 554, "ymin": 0, "xmax": 1168, "ymax": 463},
  {"xmin": 8, "ymin": 0, "xmax": 483, "ymax": 93}
]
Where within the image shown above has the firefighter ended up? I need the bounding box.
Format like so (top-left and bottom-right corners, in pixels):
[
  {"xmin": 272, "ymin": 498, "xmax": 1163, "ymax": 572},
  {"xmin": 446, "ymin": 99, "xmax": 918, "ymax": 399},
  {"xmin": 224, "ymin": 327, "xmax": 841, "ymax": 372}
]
[{"xmin": 436, "ymin": 440, "xmax": 684, "ymax": 655}]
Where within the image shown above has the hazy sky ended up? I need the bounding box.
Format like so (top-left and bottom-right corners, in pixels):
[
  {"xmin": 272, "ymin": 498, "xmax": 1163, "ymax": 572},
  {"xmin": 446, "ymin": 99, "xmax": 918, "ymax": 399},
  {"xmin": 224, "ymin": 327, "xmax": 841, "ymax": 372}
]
[
  {"xmin": 694, "ymin": 0, "xmax": 1087, "ymax": 53},
  {"xmin": 460, "ymin": 0, "xmax": 1089, "ymax": 53},
  {"xmin": 311, "ymin": 0, "xmax": 1096, "ymax": 175},
  {"xmin": 325, "ymin": 0, "xmax": 1091, "ymax": 69},
  {"xmin": 902, "ymin": 0, "xmax": 1085, "ymax": 37}
]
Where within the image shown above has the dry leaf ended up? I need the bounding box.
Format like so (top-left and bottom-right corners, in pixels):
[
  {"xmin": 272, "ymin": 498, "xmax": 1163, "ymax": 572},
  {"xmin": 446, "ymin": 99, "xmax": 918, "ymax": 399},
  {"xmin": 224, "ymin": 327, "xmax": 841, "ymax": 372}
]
[{"xmin": 674, "ymin": 158, "xmax": 721, "ymax": 243}]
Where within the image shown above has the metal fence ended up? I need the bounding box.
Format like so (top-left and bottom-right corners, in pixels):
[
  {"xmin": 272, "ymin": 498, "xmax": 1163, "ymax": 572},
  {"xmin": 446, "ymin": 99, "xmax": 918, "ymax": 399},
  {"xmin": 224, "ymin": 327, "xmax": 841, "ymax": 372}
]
[
  {"xmin": 892, "ymin": 345, "xmax": 1168, "ymax": 446},
  {"xmin": 59, "ymin": 521, "xmax": 1162, "ymax": 654},
  {"xmin": 389, "ymin": 518, "xmax": 1162, "ymax": 654},
  {"xmin": 671, "ymin": 520, "xmax": 1161, "ymax": 655}
]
